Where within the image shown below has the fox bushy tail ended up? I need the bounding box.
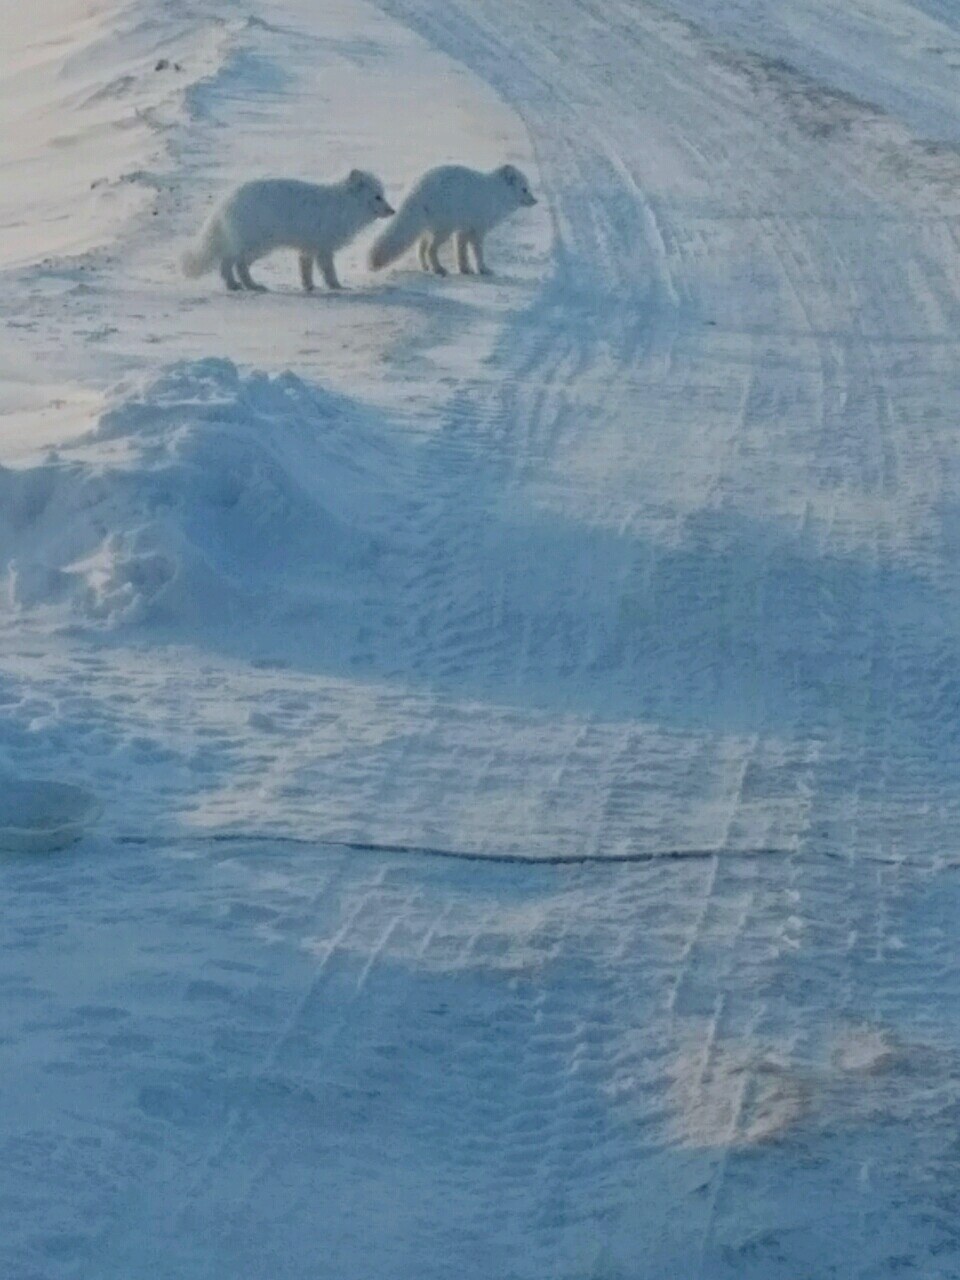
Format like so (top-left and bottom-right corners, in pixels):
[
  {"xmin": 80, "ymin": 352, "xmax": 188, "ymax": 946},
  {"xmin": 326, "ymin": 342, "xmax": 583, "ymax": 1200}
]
[
  {"xmin": 368, "ymin": 199, "xmax": 426, "ymax": 270},
  {"xmin": 181, "ymin": 215, "xmax": 223, "ymax": 278}
]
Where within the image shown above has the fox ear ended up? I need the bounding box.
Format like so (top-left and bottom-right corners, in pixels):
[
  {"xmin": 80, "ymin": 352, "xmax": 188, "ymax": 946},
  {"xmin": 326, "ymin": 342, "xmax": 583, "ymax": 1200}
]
[
  {"xmin": 502, "ymin": 166, "xmax": 518, "ymax": 186},
  {"xmin": 348, "ymin": 168, "xmax": 364, "ymax": 186}
]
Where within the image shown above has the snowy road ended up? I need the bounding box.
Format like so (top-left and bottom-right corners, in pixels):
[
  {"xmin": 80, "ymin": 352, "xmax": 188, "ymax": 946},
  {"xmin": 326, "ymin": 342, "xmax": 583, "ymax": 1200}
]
[{"xmin": 2, "ymin": 0, "xmax": 960, "ymax": 1274}]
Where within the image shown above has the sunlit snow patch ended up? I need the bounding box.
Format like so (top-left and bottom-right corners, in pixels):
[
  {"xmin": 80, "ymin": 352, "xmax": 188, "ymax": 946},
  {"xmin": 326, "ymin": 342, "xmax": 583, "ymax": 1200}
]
[
  {"xmin": 832, "ymin": 1024, "xmax": 900, "ymax": 1075},
  {"xmin": 667, "ymin": 1035, "xmax": 808, "ymax": 1148}
]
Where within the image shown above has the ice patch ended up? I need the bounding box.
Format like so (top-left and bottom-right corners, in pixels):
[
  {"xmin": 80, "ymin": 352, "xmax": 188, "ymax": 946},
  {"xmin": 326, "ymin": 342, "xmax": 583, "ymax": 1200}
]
[
  {"xmin": 0, "ymin": 358, "xmax": 401, "ymax": 632},
  {"xmin": 0, "ymin": 776, "xmax": 100, "ymax": 852}
]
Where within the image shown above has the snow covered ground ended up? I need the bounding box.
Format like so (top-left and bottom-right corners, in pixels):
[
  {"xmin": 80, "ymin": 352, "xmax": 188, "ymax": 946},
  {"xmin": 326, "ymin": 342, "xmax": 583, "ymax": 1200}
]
[{"xmin": 2, "ymin": 0, "xmax": 960, "ymax": 1274}]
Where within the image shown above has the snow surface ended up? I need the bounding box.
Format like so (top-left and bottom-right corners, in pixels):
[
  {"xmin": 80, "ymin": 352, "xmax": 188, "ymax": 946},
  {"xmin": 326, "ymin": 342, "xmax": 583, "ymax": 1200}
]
[{"xmin": 2, "ymin": 0, "xmax": 960, "ymax": 1274}]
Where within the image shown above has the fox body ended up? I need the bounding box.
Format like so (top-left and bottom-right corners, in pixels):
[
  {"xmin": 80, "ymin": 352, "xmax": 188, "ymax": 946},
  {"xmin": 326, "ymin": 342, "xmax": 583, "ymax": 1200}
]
[
  {"xmin": 182, "ymin": 171, "xmax": 394, "ymax": 292},
  {"xmin": 368, "ymin": 164, "xmax": 536, "ymax": 277}
]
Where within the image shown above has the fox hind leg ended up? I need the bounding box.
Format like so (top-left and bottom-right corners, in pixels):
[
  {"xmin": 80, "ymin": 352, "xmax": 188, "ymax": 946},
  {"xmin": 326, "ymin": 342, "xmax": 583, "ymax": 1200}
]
[
  {"xmin": 299, "ymin": 253, "xmax": 315, "ymax": 292},
  {"xmin": 220, "ymin": 258, "xmax": 241, "ymax": 291},
  {"xmin": 236, "ymin": 259, "xmax": 267, "ymax": 292},
  {"xmin": 418, "ymin": 236, "xmax": 431, "ymax": 272}
]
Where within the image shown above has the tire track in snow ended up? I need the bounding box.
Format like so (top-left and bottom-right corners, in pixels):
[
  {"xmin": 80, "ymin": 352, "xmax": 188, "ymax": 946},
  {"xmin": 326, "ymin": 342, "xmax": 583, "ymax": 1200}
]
[{"xmin": 372, "ymin": 0, "xmax": 833, "ymax": 863}]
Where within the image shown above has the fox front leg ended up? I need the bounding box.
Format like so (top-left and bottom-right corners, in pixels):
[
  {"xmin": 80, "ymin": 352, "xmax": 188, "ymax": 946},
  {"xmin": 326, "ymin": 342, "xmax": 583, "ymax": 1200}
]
[
  {"xmin": 469, "ymin": 232, "xmax": 492, "ymax": 276},
  {"xmin": 317, "ymin": 251, "xmax": 342, "ymax": 290},
  {"xmin": 426, "ymin": 234, "xmax": 448, "ymax": 276},
  {"xmin": 455, "ymin": 231, "xmax": 473, "ymax": 274}
]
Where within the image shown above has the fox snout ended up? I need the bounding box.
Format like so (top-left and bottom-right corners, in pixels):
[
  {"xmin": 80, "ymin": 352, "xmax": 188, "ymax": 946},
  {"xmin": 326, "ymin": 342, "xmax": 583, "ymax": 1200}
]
[
  {"xmin": 380, "ymin": 202, "xmax": 395, "ymax": 217},
  {"xmin": 522, "ymin": 192, "xmax": 537, "ymax": 207}
]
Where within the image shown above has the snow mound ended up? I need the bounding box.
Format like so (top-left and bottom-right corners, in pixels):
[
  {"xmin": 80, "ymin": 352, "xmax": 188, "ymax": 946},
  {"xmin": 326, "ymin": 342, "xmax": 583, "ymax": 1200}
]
[
  {"xmin": 0, "ymin": 777, "xmax": 100, "ymax": 852},
  {"xmin": 0, "ymin": 359, "xmax": 400, "ymax": 632}
]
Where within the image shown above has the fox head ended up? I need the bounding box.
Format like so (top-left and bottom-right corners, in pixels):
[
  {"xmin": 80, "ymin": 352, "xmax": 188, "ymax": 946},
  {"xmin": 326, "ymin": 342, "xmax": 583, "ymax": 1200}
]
[
  {"xmin": 497, "ymin": 164, "xmax": 537, "ymax": 208},
  {"xmin": 347, "ymin": 169, "xmax": 395, "ymax": 219}
]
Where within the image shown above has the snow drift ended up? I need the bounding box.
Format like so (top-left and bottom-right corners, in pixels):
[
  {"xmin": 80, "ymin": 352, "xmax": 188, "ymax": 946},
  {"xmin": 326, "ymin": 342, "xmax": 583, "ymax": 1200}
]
[{"xmin": 0, "ymin": 359, "xmax": 400, "ymax": 630}]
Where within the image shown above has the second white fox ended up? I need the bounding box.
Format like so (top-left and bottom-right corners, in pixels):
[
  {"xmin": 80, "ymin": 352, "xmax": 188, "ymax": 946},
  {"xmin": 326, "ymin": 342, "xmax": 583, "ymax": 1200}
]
[{"xmin": 369, "ymin": 164, "xmax": 537, "ymax": 277}]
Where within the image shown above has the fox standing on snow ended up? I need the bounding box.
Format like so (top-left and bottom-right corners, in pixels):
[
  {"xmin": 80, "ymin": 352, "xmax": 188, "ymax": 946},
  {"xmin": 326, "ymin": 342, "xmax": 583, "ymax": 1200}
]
[
  {"xmin": 368, "ymin": 164, "xmax": 537, "ymax": 277},
  {"xmin": 182, "ymin": 171, "xmax": 394, "ymax": 292}
]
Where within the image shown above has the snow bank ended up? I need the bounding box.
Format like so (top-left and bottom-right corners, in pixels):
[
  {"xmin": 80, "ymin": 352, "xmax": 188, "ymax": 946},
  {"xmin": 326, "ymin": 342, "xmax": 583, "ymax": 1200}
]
[
  {"xmin": 0, "ymin": 776, "xmax": 100, "ymax": 852},
  {"xmin": 0, "ymin": 359, "xmax": 400, "ymax": 631}
]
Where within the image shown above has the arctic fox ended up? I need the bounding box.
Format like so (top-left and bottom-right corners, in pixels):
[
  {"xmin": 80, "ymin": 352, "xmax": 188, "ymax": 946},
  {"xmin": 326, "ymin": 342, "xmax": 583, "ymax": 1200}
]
[
  {"xmin": 368, "ymin": 164, "xmax": 536, "ymax": 277},
  {"xmin": 182, "ymin": 171, "xmax": 394, "ymax": 292}
]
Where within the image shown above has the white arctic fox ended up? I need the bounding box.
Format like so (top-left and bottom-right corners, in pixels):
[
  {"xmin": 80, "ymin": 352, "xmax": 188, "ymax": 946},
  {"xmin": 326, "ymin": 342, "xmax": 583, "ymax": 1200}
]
[
  {"xmin": 368, "ymin": 164, "xmax": 536, "ymax": 277},
  {"xmin": 182, "ymin": 171, "xmax": 394, "ymax": 292}
]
